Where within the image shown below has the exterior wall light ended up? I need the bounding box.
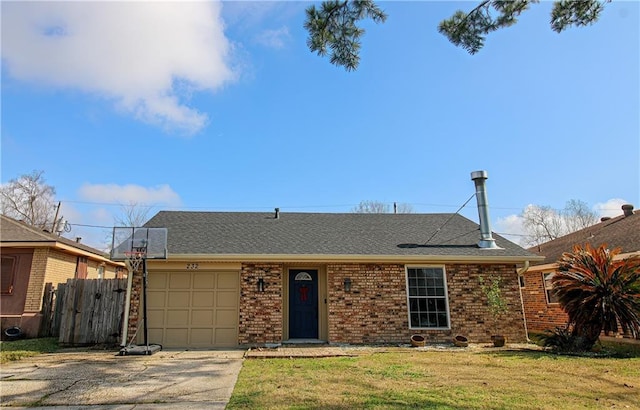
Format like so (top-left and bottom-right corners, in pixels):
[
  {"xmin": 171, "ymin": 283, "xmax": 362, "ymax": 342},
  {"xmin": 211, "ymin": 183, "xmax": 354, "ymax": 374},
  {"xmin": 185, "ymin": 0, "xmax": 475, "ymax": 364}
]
[
  {"xmin": 257, "ymin": 278, "xmax": 265, "ymax": 292},
  {"xmin": 344, "ymin": 277, "xmax": 352, "ymax": 292}
]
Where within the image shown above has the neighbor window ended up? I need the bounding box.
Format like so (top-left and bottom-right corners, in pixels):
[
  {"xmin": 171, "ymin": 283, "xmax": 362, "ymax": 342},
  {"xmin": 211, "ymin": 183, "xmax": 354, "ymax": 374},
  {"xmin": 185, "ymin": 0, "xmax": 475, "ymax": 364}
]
[
  {"xmin": 406, "ymin": 267, "xmax": 449, "ymax": 328},
  {"xmin": 543, "ymin": 273, "xmax": 559, "ymax": 304},
  {"xmin": 1, "ymin": 256, "xmax": 17, "ymax": 295},
  {"xmin": 76, "ymin": 256, "xmax": 88, "ymax": 279}
]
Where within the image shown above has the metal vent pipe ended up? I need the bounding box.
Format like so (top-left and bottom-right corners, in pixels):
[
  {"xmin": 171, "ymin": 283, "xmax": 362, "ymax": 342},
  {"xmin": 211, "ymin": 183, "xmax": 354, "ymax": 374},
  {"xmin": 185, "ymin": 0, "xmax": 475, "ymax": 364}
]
[{"xmin": 470, "ymin": 170, "xmax": 500, "ymax": 249}]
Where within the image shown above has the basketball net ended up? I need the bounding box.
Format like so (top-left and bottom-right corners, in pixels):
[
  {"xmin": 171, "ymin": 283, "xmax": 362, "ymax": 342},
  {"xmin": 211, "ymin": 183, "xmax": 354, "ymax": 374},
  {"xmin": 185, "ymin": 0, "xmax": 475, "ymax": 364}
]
[{"xmin": 124, "ymin": 250, "xmax": 146, "ymax": 273}]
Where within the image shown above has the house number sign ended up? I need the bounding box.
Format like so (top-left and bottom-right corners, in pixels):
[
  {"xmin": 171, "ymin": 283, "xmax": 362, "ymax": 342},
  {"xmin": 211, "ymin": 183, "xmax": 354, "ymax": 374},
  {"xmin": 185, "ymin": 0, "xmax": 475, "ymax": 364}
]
[{"xmin": 186, "ymin": 263, "xmax": 199, "ymax": 270}]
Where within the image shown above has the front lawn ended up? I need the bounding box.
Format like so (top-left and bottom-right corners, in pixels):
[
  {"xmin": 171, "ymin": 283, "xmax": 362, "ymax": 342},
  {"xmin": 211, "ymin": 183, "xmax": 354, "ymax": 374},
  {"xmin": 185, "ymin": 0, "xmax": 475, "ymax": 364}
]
[
  {"xmin": 0, "ymin": 338, "xmax": 59, "ymax": 364},
  {"xmin": 228, "ymin": 347, "xmax": 640, "ymax": 409}
]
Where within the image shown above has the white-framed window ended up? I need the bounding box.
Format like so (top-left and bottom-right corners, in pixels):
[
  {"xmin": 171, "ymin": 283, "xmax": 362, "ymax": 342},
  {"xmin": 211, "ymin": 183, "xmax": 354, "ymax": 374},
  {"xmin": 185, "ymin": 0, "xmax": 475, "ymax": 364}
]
[
  {"xmin": 406, "ymin": 266, "xmax": 450, "ymax": 329},
  {"xmin": 543, "ymin": 272, "xmax": 559, "ymax": 304}
]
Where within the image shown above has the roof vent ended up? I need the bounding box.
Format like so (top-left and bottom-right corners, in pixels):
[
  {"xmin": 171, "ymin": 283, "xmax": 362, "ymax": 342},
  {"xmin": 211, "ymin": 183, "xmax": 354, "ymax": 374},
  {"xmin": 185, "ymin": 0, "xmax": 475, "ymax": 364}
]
[
  {"xmin": 75, "ymin": 237, "xmax": 82, "ymax": 243},
  {"xmin": 622, "ymin": 204, "xmax": 634, "ymax": 217},
  {"xmin": 470, "ymin": 170, "xmax": 500, "ymax": 249},
  {"xmin": 600, "ymin": 216, "xmax": 611, "ymax": 222},
  {"xmin": 275, "ymin": 208, "xmax": 280, "ymax": 219}
]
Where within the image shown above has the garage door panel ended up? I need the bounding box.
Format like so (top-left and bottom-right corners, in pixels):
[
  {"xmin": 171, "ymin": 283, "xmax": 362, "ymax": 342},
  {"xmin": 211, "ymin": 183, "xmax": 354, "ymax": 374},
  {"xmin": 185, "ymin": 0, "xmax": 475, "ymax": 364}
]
[
  {"xmin": 218, "ymin": 272, "xmax": 238, "ymax": 289},
  {"xmin": 148, "ymin": 310, "xmax": 165, "ymax": 327},
  {"xmin": 193, "ymin": 273, "xmax": 215, "ymax": 289},
  {"xmin": 148, "ymin": 328, "xmax": 164, "ymax": 343},
  {"xmin": 216, "ymin": 310, "xmax": 236, "ymax": 327},
  {"xmin": 215, "ymin": 328, "xmax": 237, "ymax": 346},
  {"xmin": 191, "ymin": 328, "xmax": 214, "ymax": 345},
  {"xmin": 217, "ymin": 291, "xmax": 237, "ymax": 307},
  {"xmin": 167, "ymin": 310, "xmax": 189, "ymax": 326},
  {"xmin": 147, "ymin": 271, "xmax": 239, "ymax": 348},
  {"xmin": 147, "ymin": 291, "xmax": 166, "ymax": 308},
  {"xmin": 192, "ymin": 291, "xmax": 214, "ymax": 307},
  {"xmin": 192, "ymin": 310, "xmax": 214, "ymax": 325},
  {"xmin": 148, "ymin": 273, "xmax": 168, "ymax": 289},
  {"xmin": 169, "ymin": 273, "xmax": 190, "ymax": 289},
  {"xmin": 165, "ymin": 328, "xmax": 189, "ymax": 346},
  {"xmin": 168, "ymin": 292, "xmax": 190, "ymax": 307}
]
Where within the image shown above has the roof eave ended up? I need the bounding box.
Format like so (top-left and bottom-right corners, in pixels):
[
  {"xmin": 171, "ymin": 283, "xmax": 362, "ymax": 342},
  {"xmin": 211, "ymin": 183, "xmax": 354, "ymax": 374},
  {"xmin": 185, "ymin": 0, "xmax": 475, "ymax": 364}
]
[
  {"xmin": 165, "ymin": 253, "xmax": 544, "ymax": 264},
  {"xmin": 2, "ymin": 241, "xmax": 124, "ymax": 266}
]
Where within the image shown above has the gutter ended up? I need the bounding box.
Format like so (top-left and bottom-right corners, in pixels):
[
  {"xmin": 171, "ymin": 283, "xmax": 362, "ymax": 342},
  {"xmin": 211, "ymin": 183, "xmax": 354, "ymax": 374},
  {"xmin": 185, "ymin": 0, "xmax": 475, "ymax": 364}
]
[{"xmin": 164, "ymin": 253, "xmax": 545, "ymax": 264}]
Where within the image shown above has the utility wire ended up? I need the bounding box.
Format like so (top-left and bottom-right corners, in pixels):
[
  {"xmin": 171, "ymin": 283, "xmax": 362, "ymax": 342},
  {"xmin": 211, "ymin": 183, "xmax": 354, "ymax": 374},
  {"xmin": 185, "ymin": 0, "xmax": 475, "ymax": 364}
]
[{"xmin": 423, "ymin": 194, "xmax": 476, "ymax": 245}]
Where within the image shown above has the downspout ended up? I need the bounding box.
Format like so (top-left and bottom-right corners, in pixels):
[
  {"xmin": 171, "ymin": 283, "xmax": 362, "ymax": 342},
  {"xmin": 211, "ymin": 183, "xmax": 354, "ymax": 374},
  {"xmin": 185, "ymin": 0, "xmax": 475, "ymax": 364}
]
[
  {"xmin": 120, "ymin": 268, "xmax": 134, "ymax": 347},
  {"xmin": 517, "ymin": 261, "xmax": 531, "ymax": 342}
]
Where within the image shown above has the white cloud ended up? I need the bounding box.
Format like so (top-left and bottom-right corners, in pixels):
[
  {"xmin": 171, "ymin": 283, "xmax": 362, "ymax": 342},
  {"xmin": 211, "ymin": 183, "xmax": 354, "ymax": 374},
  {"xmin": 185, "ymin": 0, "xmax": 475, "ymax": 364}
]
[
  {"xmin": 594, "ymin": 198, "xmax": 630, "ymax": 218},
  {"xmin": 2, "ymin": 1, "xmax": 235, "ymax": 135},
  {"xmin": 494, "ymin": 214, "xmax": 527, "ymax": 246},
  {"xmin": 254, "ymin": 27, "xmax": 290, "ymax": 49},
  {"xmin": 78, "ymin": 183, "xmax": 182, "ymax": 207}
]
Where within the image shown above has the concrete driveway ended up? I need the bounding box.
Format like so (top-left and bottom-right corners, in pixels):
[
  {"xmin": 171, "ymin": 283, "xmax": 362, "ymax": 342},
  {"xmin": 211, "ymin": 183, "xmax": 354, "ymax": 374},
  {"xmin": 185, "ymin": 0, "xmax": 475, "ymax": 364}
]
[{"xmin": 0, "ymin": 348, "xmax": 245, "ymax": 409}]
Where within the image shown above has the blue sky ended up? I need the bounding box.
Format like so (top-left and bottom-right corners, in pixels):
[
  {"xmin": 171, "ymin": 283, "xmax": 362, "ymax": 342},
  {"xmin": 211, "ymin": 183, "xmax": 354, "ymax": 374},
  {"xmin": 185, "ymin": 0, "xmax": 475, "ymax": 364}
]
[{"xmin": 2, "ymin": 1, "xmax": 639, "ymax": 249}]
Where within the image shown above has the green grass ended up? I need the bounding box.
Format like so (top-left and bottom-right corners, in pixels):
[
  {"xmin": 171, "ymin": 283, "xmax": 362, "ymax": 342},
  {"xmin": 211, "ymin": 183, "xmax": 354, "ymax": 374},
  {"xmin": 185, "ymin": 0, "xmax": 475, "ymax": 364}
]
[
  {"xmin": 228, "ymin": 346, "xmax": 640, "ymax": 409},
  {"xmin": 0, "ymin": 338, "xmax": 59, "ymax": 364}
]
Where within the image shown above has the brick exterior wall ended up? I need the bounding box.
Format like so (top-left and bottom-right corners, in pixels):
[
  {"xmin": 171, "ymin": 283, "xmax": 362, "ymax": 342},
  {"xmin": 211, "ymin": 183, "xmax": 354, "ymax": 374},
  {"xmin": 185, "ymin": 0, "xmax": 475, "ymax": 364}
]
[
  {"xmin": 23, "ymin": 248, "xmax": 50, "ymax": 312},
  {"xmin": 446, "ymin": 264, "xmax": 527, "ymax": 343},
  {"xmin": 521, "ymin": 269, "xmax": 568, "ymax": 333},
  {"xmin": 238, "ymin": 263, "xmax": 283, "ymax": 345},
  {"xmin": 127, "ymin": 271, "xmax": 143, "ymax": 342},
  {"xmin": 126, "ymin": 261, "xmax": 528, "ymax": 346},
  {"xmin": 326, "ymin": 263, "xmax": 527, "ymax": 344},
  {"xmin": 327, "ymin": 263, "xmax": 411, "ymax": 343}
]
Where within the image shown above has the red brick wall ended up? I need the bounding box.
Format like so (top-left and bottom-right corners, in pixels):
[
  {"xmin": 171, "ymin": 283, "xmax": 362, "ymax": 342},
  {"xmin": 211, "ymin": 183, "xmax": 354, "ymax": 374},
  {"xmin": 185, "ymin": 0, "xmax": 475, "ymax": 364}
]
[
  {"xmin": 521, "ymin": 269, "xmax": 568, "ymax": 333},
  {"xmin": 327, "ymin": 263, "xmax": 413, "ymax": 343},
  {"xmin": 126, "ymin": 261, "xmax": 528, "ymax": 346},
  {"xmin": 327, "ymin": 263, "xmax": 527, "ymax": 344},
  {"xmin": 447, "ymin": 264, "xmax": 527, "ymax": 343},
  {"xmin": 238, "ymin": 263, "xmax": 283, "ymax": 345}
]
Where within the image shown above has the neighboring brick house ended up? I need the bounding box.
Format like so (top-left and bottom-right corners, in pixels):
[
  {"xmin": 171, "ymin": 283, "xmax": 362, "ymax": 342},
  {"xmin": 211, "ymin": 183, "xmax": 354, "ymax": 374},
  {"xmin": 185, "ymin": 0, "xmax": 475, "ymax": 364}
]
[
  {"xmin": 1, "ymin": 215, "xmax": 125, "ymax": 338},
  {"xmin": 123, "ymin": 173, "xmax": 543, "ymax": 348},
  {"xmin": 521, "ymin": 204, "xmax": 640, "ymax": 335}
]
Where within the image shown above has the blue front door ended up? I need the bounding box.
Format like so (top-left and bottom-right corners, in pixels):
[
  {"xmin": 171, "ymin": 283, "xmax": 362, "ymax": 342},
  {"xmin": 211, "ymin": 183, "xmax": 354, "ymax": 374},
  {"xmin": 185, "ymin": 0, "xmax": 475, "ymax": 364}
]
[{"xmin": 289, "ymin": 269, "xmax": 318, "ymax": 339}]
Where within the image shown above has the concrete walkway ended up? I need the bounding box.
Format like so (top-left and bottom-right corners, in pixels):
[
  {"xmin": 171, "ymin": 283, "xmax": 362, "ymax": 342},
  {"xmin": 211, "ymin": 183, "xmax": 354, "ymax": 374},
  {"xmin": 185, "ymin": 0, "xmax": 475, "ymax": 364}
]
[{"xmin": 0, "ymin": 349, "xmax": 244, "ymax": 409}]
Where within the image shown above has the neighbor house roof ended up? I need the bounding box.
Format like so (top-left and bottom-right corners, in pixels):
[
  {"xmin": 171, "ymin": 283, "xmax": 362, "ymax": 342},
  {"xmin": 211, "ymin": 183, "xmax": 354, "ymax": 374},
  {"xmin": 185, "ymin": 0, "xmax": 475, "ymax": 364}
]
[
  {"xmin": 144, "ymin": 211, "xmax": 541, "ymax": 263},
  {"xmin": 528, "ymin": 208, "xmax": 640, "ymax": 266},
  {"xmin": 1, "ymin": 214, "xmax": 116, "ymax": 263}
]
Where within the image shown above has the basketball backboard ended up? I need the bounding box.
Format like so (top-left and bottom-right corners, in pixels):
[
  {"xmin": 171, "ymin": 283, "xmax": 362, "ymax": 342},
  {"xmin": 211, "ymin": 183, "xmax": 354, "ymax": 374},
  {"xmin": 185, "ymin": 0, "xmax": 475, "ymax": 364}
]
[{"xmin": 110, "ymin": 227, "xmax": 168, "ymax": 260}]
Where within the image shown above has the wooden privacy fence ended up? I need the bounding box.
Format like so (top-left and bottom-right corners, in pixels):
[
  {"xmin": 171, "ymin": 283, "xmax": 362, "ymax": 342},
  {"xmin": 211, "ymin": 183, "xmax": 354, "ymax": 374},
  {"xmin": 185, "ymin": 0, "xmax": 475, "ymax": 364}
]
[{"xmin": 41, "ymin": 279, "xmax": 128, "ymax": 346}]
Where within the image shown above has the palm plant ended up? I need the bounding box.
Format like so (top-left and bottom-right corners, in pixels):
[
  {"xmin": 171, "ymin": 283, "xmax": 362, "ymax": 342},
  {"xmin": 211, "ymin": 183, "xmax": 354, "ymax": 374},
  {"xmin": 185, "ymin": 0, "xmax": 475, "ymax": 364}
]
[{"xmin": 552, "ymin": 243, "xmax": 640, "ymax": 349}]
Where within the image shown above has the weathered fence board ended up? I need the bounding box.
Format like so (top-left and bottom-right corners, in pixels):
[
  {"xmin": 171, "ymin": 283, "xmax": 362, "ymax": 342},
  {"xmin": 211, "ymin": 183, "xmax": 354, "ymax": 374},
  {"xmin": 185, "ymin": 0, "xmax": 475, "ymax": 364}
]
[{"xmin": 56, "ymin": 279, "xmax": 127, "ymax": 346}]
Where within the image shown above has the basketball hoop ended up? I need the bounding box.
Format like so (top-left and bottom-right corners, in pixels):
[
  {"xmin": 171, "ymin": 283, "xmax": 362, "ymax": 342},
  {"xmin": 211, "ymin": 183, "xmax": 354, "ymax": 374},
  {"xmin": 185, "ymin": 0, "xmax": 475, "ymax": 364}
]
[{"xmin": 124, "ymin": 250, "xmax": 146, "ymax": 273}]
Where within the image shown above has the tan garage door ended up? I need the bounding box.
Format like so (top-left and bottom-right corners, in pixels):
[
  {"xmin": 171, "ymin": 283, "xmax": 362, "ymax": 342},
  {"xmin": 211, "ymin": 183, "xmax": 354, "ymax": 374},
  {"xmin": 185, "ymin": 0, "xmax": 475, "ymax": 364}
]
[{"xmin": 146, "ymin": 271, "xmax": 239, "ymax": 348}]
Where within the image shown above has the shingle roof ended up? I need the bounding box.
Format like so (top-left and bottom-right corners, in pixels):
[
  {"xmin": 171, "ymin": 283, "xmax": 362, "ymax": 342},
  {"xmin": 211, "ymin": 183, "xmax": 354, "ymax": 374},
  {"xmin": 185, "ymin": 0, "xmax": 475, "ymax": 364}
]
[
  {"xmin": 144, "ymin": 211, "xmax": 538, "ymax": 260},
  {"xmin": 528, "ymin": 209, "xmax": 640, "ymax": 265},
  {"xmin": 1, "ymin": 214, "xmax": 108, "ymax": 257}
]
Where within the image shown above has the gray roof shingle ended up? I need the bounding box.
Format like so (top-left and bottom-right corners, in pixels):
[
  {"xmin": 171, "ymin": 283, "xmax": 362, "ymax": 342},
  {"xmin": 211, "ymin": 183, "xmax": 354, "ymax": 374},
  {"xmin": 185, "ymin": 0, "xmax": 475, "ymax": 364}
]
[
  {"xmin": 1, "ymin": 214, "xmax": 109, "ymax": 257},
  {"xmin": 145, "ymin": 211, "xmax": 538, "ymax": 260},
  {"xmin": 528, "ymin": 209, "xmax": 640, "ymax": 265}
]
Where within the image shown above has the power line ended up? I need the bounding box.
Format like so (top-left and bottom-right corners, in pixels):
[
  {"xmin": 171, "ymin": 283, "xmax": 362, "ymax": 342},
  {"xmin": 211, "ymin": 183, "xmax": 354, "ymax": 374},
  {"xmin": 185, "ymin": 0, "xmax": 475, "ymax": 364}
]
[{"xmin": 424, "ymin": 194, "xmax": 476, "ymax": 245}]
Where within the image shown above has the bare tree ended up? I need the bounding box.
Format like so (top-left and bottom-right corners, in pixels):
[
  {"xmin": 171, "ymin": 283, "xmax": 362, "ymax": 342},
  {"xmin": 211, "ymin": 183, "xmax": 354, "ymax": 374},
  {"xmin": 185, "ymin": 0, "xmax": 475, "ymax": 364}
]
[
  {"xmin": 394, "ymin": 202, "xmax": 415, "ymax": 214},
  {"xmin": 352, "ymin": 200, "xmax": 390, "ymax": 213},
  {"xmin": 563, "ymin": 199, "xmax": 599, "ymax": 233},
  {"xmin": 522, "ymin": 199, "xmax": 598, "ymax": 246},
  {"xmin": 352, "ymin": 200, "xmax": 414, "ymax": 214},
  {"xmin": 0, "ymin": 170, "xmax": 56, "ymax": 229},
  {"xmin": 114, "ymin": 201, "xmax": 152, "ymax": 227}
]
